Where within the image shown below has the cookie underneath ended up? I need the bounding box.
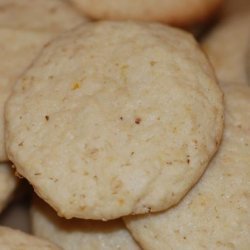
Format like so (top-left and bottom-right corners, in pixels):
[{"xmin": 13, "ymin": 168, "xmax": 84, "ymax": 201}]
[
  {"xmin": 0, "ymin": 226, "xmax": 61, "ymax": 249},
  {"xmin": 203, "ymin": 12, "xmax": 250, "ymax": 85},
  {"xmin": 31, "ymin": 197, "xmax": 140, "ymax": 250},
  {"xmin": 124, "ymin": 82, "xmax": 250, "ymax": 250},
  {"xmin": 0, "ymin": 163, "xmax": 17, "ymax": 212},
  {"xmin": 0, "ymin": 0, "xmax": 87, "ymax": 32},
  {"xmin": 70, "ymin": 0, "xmax": 223, "ymax": 27}
]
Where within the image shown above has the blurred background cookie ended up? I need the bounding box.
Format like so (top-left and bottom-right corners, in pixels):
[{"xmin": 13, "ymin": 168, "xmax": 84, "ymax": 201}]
[
  {"xmin": 69, "ymin": 0, "xmax": 223, "ymax": 27},
  {"xmin": 0, "ymin": 163, "xmax": 17, "ymax": 212},
  {"xmin": 202, "ymin": 12, "xmax": 250, "ymax": 85},
  {"xmin": 0, "ymin": 226, "xmax": 61, "ymax": 249},
  {"xmin": 31, "ymin": 196, "xmax": 140, "ymax": 250},
  {"xmin": 222, "ymin": 0, "xmax": 250, "ymax": 18},
  {"xmin": 247, "ymin": 41, "xmax": 250, "ymax": 84},
  {"xmin": 0, "ymin": 179, "xmax": 32, "ymax": 233},
  {"xmin": 0, "ymin": 0, "xmax": 87, "ymax": 32}
]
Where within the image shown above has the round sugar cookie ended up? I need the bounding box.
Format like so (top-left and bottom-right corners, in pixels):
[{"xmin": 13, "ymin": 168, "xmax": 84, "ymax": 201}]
[
  {"xmin": 0, "ymin": 226, "xmax": 61, "ymax": 250},
  {"xmin": 202, "ymin": 12, "xmax": 250, "ymax": 85},
  {"xmin": 0, "ymin": 0, "xmax": 87, "ymax": 33},
  {"xmin": 31, "ymin": 197, "xmax": 140, "ymax": 250},
  {"xmin": 124, "ymin": 82, "xmax": 250, "ymax": 250},
  {"xmin": 0, "ymin": 163, "xmax": 17, "ymax": 212},
  {"xmin": 6, "ymin": 21, "xmax": 223, "ymax": 220},
  {"xmin": 70, "ymin": 0, "xmax": 223, "ymax": 26},
  {"xmin": 0, "ymin": 28, "xmax": 54, "ymax": 161}
]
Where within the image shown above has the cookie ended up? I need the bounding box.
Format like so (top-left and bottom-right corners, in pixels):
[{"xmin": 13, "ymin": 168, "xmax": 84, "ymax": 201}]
[
  {"xmin": 202, "ymin": 12, "xmax": 250, "ymax": 85},
  {"xmin": 70, "ymin": 0, "xmax": 223, "ymax": 26},
  {"xmin": 0, "ymin": 163, "xmax": 17, "ymax": 212},
  {"xmin": 0, "ymin": 226, "xmax": 61, "ymax": 249},
  {"xmin": 124, "ymin": 82, "xmax": 250, "ymax": 250},
  {"xmin": 0, "ymin": 0, "xmax": 87, "ymax": 32},
  {"xmin": 0, "ymin": 199, "xmax": 31, "ymax": 233},
  {"xmin": 6, "ymin": 21, "xmax": 223, "ymax": 220},
  {"xmin": 31, "ymin": 197, "xmax": 140, "ymax": 250},
  {"xmin": 0, "ymin": 28, "xmax": 53, "ymax": 161},
  {"xmin": 247, "ymin": 41, "xmax": 250, "ymax": 84},
  {"xmin": 222, "ymin": 0, "xmax": 250, "ymax": 18}
]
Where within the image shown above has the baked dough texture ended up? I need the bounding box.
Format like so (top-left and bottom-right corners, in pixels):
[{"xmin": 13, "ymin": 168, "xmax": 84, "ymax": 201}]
[
  {"xmin": 0, "ymin": 163, "xmax": 17, "ymax": 212},
  {"xmin": 0, "ymin": 226, "xmax": 61, "ymax": 250},
  {"xmin": 6, "ymin": 21, "xmax": 223, "ymax": 220},
  {"xmin": 203, "ymin": 12, "xmax": 250, "ymax": 85},
  {"xmin": 70, "ymin": 0, "xmax": 223, "ymax": 26},
  {"xmin": 0, "ymin": 0, "xmax": 86, "ymax": 32},
  {"xmin": 124, "ymin": 82, "xmax": 250, "ymax": 250},
  {"xmin": 31, "ymin": 197, "xmax": 140, "ymax": 250}
]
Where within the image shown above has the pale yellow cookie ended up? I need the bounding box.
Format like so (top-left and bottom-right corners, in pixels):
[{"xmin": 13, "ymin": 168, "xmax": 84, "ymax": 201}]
[
  {"xmin": 202, "ymin": 12, "xmax": 250, "ymax": 84},
  {"xmin": 0, "ymin": 0, "xmax": 87, "ymax": 32},
  {"xmin": 0, "ymin": 226, "xmax": 61, "ymax": 249},
  {"xmin": 31, "ymin": 197, "xmax": 140, "ymax": 250},
  {"xmin": 124, "ymin": 82, "xmax": 250, "ymax": 250},
  {"xmin": 0, "ymin": 28, "xmax": 53, "ymax": 161},
  {"xmin": 6, "ymin": 21, "xmax": 223, "ymax": 220},
  {"xmin": 0, "ymin": 163, "xmax": 17, "ymax": 212},
  {"xmin": 70, "ymin": 0, "xmax": 223, "ymax": 26}
]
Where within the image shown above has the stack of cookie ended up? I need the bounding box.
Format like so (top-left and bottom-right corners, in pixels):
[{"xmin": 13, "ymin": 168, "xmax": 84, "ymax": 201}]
[{"xmin": 0, "ymin": 0, "xmax": 249, "ymax": 249}]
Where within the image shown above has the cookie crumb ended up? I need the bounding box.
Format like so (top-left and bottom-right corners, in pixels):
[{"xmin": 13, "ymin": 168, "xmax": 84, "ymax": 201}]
[
  {"xmin": 150, "ymin": 61, "xmax": 157, "ymax": 66},
  {"xmin": 72, "ymin": 82, "xmax": 80, "ymax": 90},
  {"xmin": 135, "ymin": 117, "xmax": 141, "ymax": 124}
]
